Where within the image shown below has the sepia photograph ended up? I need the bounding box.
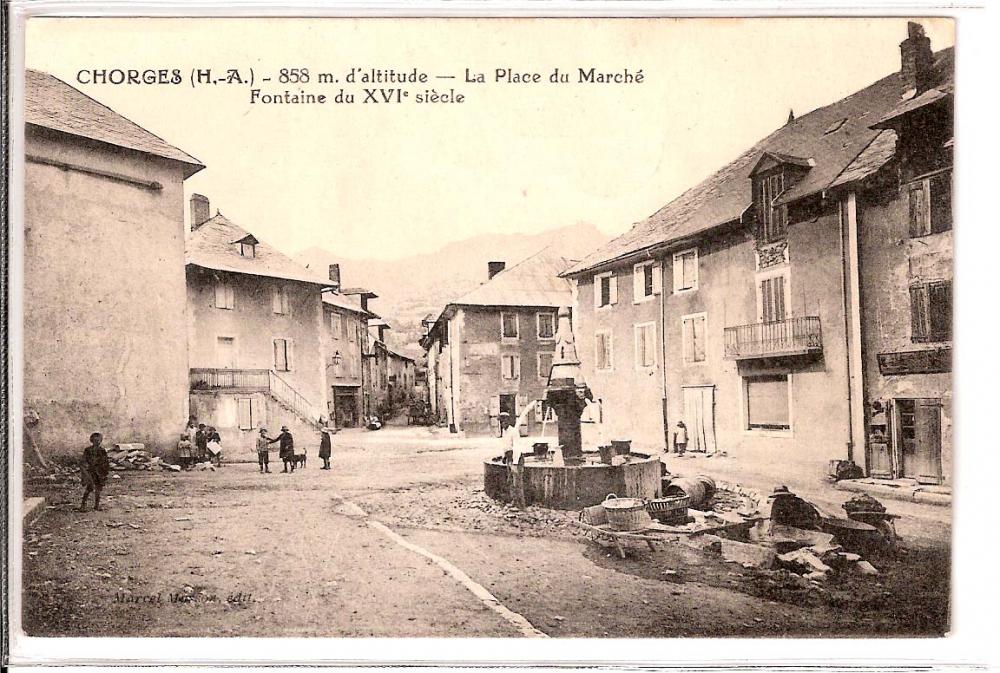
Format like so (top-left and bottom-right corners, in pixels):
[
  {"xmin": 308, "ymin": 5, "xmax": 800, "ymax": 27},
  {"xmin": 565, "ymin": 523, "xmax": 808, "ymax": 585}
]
[{"xmin": 4, "ymin": 4, "xmax": 988, "ymax": 665}]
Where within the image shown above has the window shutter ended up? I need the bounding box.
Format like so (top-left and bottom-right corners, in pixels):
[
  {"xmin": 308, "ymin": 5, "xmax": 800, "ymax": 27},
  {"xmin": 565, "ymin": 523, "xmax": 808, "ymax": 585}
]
[
  {"xmin": 609, "ymin": 275, "xmax": 618, "ymax": 305},
  {"xmin": 773, "ymin": 275, "xmax": 786, "ymax": 321},
  {"xmin": 673, "ymin": 258, "xmax": 683, "ymax": 293},
  {"xmin": 652, "ymin": 263, "xmax": 662, "ymax": 295},
  {"xmin": 909, "ymin": 182, "xmax": 928, "ymax": 237},
  {"xmin": 593, "ymin": 276, "xmax": 602, "ymax": 309},
  {"xmin": 694, "ymin": 317, "xmax": 706, "ymax": 362},
  {"xmin": 215, "ymin": 282, "xmax": 227, "ymax": 308},
  {"xmin": 238, "ymin": 398, "xmax": 252, "ymax": 430},
  {"xmin": 633, "ymin": 266, "xmax": 644, "ymax": 301},
  {"xmin": 929, "ymin": 173, "xmax": 953, "ymax": 234},
  {"xmin": 929, "ymin": 281, "xmax": 952, "ymax": 340},
  {"xmin": 761, "ymin": 278, "xmax": 773, "ymax": 323},
  {"xmin": 272, "ymin": 288, "xmax": 282, "ymax": 314},
  {"xmin": 910, "ymin": 286, "xmax": 928, "ymax": 341}
]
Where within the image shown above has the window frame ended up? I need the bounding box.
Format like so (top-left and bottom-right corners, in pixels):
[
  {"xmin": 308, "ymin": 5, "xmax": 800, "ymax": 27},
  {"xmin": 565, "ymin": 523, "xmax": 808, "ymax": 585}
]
[
  {"xmin": 681, "ymin": 312, "xmax": 708, "ymax": 365},
  {"xmin": 633, "ymin": 260, "xmax": 661, "ymax": 303},
  {"xmin": 672, "ymin": 248, "xmax": 700, "ymax": 294},
  {"xmin": 272, "ymin": 286, "xmax": 290, "ymax": 315},
  {"xmin": 214, "ymin": 280, "xmax": 235, "ymax": 310},
  {"xmin": 536, "ymin": 311, "xmax": 556, "ymax": 341},
  {"xmin": 537, "ymin": 351, "xmax": 554, "ymax": 381},
  {"xmin": 594, "ymin": 329, "xmax": 614, "ymax": 372},
  {"xmin": 500, "ymin": 311, "xmax": 520, "ymax": 341},
  {"xmin": 594, "ymin": 271, "xmax": 617, "ymax": 310},
  {"xmin": 910, "ymin": 279, "xmax": 952, "ymax": 343},
  {"xmin": 906, "ymin": 169, "xmax": 953, "ymax": 238},
  {"xmin": 757, "ymin": 170, "xmax": 788, "ymax": 243},
  {"xmin": 273, "ymin": 337, "xmax": 293, "ymax": 372},
  {"xmin": 756, "ymin": 267, "xmax": 791, "ymax": 324},
  {"xmin": 500, "ymin": 353, "xmax": 521, "ymax": 381},
  {"xmin": 741, "ymin": 373, "xmax": 793, "ymax": 437},
  {"xmin": 633, "ymin": 321, "xmax": 657, "ymax": 371},
  {"xmin": 239, "ymin": 242, "xmax": 256, "ymax": 258}
]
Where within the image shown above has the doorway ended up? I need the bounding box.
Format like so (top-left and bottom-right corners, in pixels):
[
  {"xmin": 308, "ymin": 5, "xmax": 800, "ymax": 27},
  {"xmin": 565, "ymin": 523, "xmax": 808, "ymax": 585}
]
[
  {"xmin": 682, "ymin": 385, "xmax": 718, "ymax": 454},
  {"xmin": 216, "ymin": 336, "xmax": 236, "ymax": 369},
  {"xmin": 893, "ymin": 398, "xmax": 943, "ymax": 484},
  {"xmin": 333, "ymin": 387, "xmax": 360, "ymax": 428}
]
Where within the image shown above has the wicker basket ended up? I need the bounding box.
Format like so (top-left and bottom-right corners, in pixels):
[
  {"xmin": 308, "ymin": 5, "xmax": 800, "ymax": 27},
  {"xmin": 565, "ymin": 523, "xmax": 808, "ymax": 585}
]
[
  {"xmin": 646, "ymin": 495, "xmax": 690, "ymax": 524},
  {"xmin": 602, "ymin": 493, "xmax": 648, "ymax": 531}
]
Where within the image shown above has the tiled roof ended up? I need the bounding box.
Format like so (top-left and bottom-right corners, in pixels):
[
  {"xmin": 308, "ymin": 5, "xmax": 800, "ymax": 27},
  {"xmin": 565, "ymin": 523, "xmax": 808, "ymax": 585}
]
[
  {"xmin": 451, "ymin": 247, "xmax": 573, "ymax": 309},
  {"xmin": 829, "ymin": 130, "xmax": 898, "ymax": 189},
  {"xmin": 25, "ymin": 69, "xmax": 203, "ymax": 175},
  {"xmin": 186, "ymin": 214, "xmax": 331, "ymax": 287},
  {"xmin": 322, "ymin": 291, "xmax": 370, "ymax": 316},
  {"xmin": 873, "ymin": 81, "xmax": 954, "ymax": 129},
  {"xmin": 564, "ymin": 48, "xmax": 953, "ymax": 276}
]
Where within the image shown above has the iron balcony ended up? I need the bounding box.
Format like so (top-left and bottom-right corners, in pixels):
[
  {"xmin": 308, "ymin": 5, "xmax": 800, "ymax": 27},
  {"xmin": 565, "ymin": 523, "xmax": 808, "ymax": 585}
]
[{"xmin": 723, "ymin": 316, "xmax": 822, "ymax": 360}]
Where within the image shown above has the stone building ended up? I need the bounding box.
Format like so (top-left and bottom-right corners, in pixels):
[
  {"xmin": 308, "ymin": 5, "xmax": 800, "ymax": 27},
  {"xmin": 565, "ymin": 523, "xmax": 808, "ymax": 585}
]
[
  {"xmin": 321, "ymin": 290, "xmax": 371, "ymax": 429},
  {"xmin": 829, "ymin": 23, "xmax": 954, "ymax": 484},
  {"xmin": 185, "ymin": 197, "xmax": 331, "ymax": 454},
  {"xmin": 421, "ymin": 248, "xmax": 573, "ymax": 436},
  {"xmin": 387, "ymin": 348, "xmax": 417, "ymax": 412},
  {"xmin": 23, "ymin": 69, "xmax": 203, "ymax": 456},
  {"xmin": 561, "ymin": 24, "xmax": 952, "ymax": 483}
]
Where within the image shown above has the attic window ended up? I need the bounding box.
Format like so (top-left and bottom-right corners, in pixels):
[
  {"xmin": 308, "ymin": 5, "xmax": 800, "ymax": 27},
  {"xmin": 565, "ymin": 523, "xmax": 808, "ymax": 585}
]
[
  {"xmin": 823, "ymin": 117, "xmax": 848, "ymax": 135},
  {"xmin": 240, "ymin": 242, "xmax": 256, "ymax": 258},
  {"xmin": 756, "ymin": 172, "xmax": 788, "ymax": 243}
]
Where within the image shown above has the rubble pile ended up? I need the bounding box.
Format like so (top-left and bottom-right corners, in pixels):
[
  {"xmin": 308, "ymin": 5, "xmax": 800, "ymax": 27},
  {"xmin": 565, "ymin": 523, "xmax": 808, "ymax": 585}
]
[{"xmin": 107, "ymin": 445, "xmax": 184, "ymax": 472}]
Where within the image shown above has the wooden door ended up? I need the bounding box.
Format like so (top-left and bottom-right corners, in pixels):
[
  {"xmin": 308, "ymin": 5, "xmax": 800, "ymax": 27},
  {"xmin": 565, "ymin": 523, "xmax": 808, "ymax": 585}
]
[
  {"xmin": 897, "ymin": 398, "xmax": 943, "ymax": 483},
  {"xmin": 682, "ymin": 386, "xmax": 717, "ymax": 454}
]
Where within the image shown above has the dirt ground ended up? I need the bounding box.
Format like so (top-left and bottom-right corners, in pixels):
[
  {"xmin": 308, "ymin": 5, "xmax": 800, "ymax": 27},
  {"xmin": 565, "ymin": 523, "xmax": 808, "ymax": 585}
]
[{"xmin": 20, "ymin": 429, "xmax": 950, "ymax": 637}]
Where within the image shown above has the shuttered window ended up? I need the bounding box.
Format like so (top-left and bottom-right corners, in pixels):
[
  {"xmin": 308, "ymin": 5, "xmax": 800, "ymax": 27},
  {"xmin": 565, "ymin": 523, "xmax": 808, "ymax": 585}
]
[
  {"xmin": 237, "ymin": 397, "xmax": 255, "ymax": 430},
  {"xmin": 537, "ymin": 312, "xmax": 556, "ymax": 340},
  {"xmin": 682, "ymin": 314, "xmax": 707, "ymax": 364},
  {"xmin": 634, "ymin": 323, "xmax": 656, "ymax": 369},
  {"xmin": 537, "ymin": 352, "xmax": 553, "ymax": 380},
  {"xmin": 272, "ymin": 287, "xmax": 289, "ymax": 314},
  {"xmin": 595, "ymin": 331, "xmax": 613, "ymax": 371},
  {"xmin": 331, "ymin": 313, "xmax": 343, "ymax": 339},
  {"xmin": 745, "ymin": 375, "xmax": 790, "ymax": 430},
  {"xmin": 273, "ymin": 338, "xmax": 292, "ymax": 371},
  {"xmin": 633, "ymin": 262, "xmax": 662, "ymax": 301},
  {"xmin": 594, "ymin": 273, "xmax": 618, "ymax": 308},
  {"xmin": 501, "ymin": 312, "xmax": 519, "ymax": 340},
  {"xmin": 909, "ymin": 172, "xmax": 953, "ymax": 237},
  {"xmin": 758, "ymin": 173, "xmax": 787, "ymax": 242},
  {"xmin": 910, "ymin": 280, "xmax": 952, "ymax": 342},
  {"xmin": 501, "ymin": 354, "xmax": 520, "ymax": 380},
  {"xmin": 214, "ymin": 281, "xmax": 235, "ymax": 310},
  {"xmin": 760, "ymin": 275, "xmax": 787, "ymax": 323},
  {"xmin": 673, "ymin": 249, "xmax": 698, "ymax": 292}
]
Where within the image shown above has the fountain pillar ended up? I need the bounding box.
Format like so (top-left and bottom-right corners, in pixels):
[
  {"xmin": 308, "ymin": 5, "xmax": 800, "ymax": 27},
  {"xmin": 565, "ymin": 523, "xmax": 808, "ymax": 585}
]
[{"xmin": 544, "ymin": 306, "xmax": 592, "ymax": 466}]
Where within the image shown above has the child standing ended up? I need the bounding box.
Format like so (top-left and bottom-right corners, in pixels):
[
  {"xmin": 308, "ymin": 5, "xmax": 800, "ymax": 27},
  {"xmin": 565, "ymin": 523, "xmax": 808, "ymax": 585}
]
[
  {"xmin": 318, "ymin": 425, "xmax": 332, "ymax": 470},
  {"xmin": 256, "ymin": 427, "xmax": 271, "ymax": 473},
  {"xmin": 672, "ymin": 420, "xmax": 689, "ymax": 455},
  {"xmin": 79, "ymin": 432, "xmax": 110, "ymax": 511},
  {"xmin": 177, "ymin": 433, "xmax": 193, "ymax": 470}
]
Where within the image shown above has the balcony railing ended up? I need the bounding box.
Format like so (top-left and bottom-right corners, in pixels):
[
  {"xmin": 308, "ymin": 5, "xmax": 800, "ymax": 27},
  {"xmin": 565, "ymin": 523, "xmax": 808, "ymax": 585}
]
[
  {"xmin": 189, "ymin": 367, "xmax": 322, "ymax": 425},
  {"xmin": 724, "ymin": 316, "xmax": 822, "ymax": 360}
]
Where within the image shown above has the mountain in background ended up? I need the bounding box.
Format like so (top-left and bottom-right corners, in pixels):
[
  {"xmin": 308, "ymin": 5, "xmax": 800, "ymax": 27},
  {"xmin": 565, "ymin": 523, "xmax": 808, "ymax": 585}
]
[{"xmin": 294, "ymin": 222, "xmax": 610, "ymax": 360}]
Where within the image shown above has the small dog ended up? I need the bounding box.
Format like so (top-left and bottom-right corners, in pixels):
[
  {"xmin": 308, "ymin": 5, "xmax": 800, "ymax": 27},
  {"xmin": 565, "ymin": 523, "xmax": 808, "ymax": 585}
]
[{"xmin": 292, "ymin": 453, "xmax": 307, "ymax": 469}]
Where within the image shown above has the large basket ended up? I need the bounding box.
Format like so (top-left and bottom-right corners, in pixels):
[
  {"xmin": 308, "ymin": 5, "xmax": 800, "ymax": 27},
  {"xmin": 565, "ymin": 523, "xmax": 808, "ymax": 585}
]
[
  {"xmin": 646, "ymin": 495, "xmax": 690, "ymax": 524},
  {"xmin": 602, "ymin": 493, "xmax": 648, "ymax": 531}
]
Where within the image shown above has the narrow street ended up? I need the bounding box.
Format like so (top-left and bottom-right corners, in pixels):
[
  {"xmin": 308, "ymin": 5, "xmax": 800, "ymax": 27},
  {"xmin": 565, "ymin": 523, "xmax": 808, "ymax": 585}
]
[{"xmin": 22, "ymin": 428, "xmax": 950, "ymax": 638}]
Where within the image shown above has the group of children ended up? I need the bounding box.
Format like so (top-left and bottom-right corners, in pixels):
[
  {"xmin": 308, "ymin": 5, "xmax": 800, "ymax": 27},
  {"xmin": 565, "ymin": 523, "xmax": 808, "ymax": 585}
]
[
  {"xmin": 176, "ymin": 417, "xmax": 223, "ymax": 469},
  {"xmin": 76, "ymin": 418, "xmax": 337, "ymax": 512}
]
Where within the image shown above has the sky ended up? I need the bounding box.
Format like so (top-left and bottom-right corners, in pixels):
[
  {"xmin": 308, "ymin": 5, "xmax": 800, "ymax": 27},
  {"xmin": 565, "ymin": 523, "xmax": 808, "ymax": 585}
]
[{"xmin": 25, "ymin": 17, "xmax": 954, "ymax": 261}]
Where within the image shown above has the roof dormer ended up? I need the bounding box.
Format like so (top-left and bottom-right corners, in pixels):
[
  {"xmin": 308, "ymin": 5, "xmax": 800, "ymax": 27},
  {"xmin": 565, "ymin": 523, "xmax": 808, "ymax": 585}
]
[
  {"xmin": 749, "ymin": 152, "xmax": 813, "ymax": 243},
  {"xmin": 232, "ymin": 234, "xmax": 259, "ymax": 258}
]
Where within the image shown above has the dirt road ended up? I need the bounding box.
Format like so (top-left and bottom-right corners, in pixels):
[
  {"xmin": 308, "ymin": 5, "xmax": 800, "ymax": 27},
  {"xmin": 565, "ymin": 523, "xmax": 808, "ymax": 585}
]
[{"xmin": 21, "ymin": 428, "xmax": 950, "ymax": 637}]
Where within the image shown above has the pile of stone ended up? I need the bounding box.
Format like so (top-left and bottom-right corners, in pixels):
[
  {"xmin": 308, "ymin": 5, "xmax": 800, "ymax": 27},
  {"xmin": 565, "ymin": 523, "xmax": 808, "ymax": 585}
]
[{"xmin": 107, "ymin": 444, "xmax": 183, "ymax": 472}]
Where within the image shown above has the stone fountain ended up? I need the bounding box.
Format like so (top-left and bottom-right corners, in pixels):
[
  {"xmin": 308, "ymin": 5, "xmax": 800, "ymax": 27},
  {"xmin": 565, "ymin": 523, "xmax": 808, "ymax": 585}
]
[{"xmin": 483, "ymin": 306, "xmax": 661, "ymax": 509}]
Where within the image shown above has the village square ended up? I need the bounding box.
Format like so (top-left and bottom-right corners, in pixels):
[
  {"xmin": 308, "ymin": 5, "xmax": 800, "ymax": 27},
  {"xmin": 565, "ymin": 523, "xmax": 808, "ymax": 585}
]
[{"xmin": 17, "ymin": 19, "xmax": 953, "ymax": 638}]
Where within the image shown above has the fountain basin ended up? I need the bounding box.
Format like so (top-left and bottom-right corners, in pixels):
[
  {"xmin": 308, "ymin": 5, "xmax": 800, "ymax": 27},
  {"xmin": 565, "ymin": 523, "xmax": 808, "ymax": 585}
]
[{"xmin": 484, "ymin": 452, "xmax": 661, "ymax": 510}]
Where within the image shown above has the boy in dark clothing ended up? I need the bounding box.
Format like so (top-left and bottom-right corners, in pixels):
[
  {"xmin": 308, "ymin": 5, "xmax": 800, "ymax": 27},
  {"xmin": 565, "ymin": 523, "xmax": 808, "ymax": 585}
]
[
  {"xmin": 79, "ymin": 432, "xmax": 110, "ymax": 511},
  {"xmin": 256, "ymin": 428, "xmax": 271, "ymax": 473},
  {"xmin": 269, "ymin": 426, "xmax": 295, "ymax": 472},
  {"xmin": 319, "ymin": 426, "xmax": 332, "ymax": 470},
  {"xmin": 195, "ymin": 424, "xmax": 208, "ymax": 463}
]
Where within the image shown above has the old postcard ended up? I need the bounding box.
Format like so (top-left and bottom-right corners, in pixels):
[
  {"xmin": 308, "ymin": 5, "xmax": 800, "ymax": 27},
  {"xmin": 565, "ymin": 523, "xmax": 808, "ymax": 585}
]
[{"xmin": 4, "ymin": 4, "xmax": 990, "ymax": 667}]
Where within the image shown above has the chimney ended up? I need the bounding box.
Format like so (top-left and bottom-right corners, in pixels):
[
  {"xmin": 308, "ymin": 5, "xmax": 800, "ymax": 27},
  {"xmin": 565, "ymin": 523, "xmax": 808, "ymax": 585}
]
[
  {"xmin": 328, "ymin": 264, "xmax": 341, "ymax": 291},
  {"xmin": 190, "ymin": 193, "xmax": 211, "ymax": 230},
  {"xmin": 488, "ymin": 261, "xmax": 506, "ymax": 280},
  {"xmin": 900, "ymin": 21, "xmax": 934, "ymax": 95}
]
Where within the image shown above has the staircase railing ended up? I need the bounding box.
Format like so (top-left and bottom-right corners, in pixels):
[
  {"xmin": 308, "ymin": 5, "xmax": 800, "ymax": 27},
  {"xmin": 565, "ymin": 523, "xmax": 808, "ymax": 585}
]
[
  {"xmin": 268, "ymin": 370, "xmax": 323, "ymax": 425},
  {"xmin": 189, "ymin": 367, "xmax": 322, "ymax": 426}
]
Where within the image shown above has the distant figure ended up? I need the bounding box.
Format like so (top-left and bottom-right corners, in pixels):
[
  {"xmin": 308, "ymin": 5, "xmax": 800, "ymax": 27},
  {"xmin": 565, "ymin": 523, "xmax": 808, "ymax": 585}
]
[
  {"xmin": 194, "ymin": 423, "xmax": 208, "ymax": 463},
  {"xmin": 673, "ymin": 421, "xmax": 689, "ymax": 455},
  {"xmin": 78, "ymin": 432, "xmax": 110, "ymax": 512},
  {"xmin": 256, "ymin": 427, "xmax": 271, "ymax": 473},
  {"xmin": 177, "ymin": 433, "xmax": 193, "ymax": 470},
  {"xmin": 206, "ymin": 426, "xmax": 223, "ymax": 467},
  {"xmin": 366, "ymin": 414, "xmax": 382, "ymax": 431},
  {"xmin": 319, "ymin": 424, "xmax": 333, "ymax": 470},
  {"xmin": 185, "ymin": 415, "xmax": 198, "ymax": 437},
  {"xmin": 270, "ymin": 425, "xmax": 295, "ymax": 472}
]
